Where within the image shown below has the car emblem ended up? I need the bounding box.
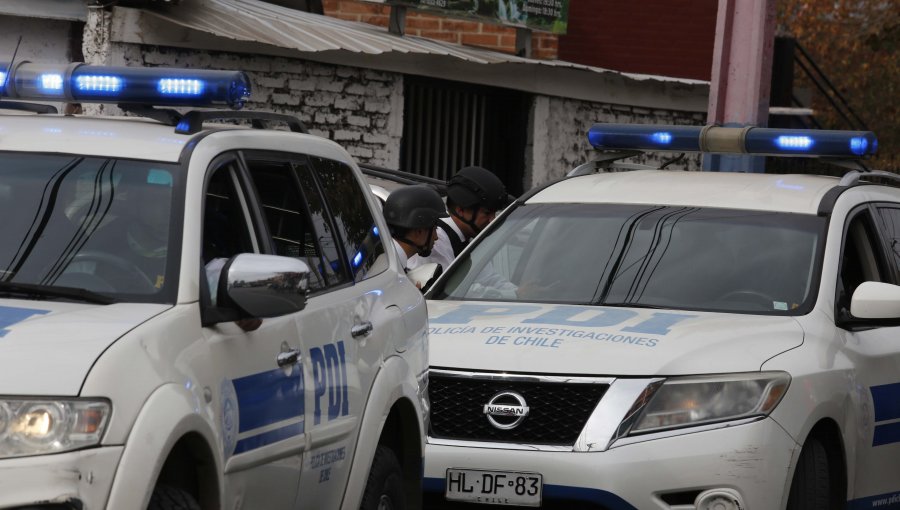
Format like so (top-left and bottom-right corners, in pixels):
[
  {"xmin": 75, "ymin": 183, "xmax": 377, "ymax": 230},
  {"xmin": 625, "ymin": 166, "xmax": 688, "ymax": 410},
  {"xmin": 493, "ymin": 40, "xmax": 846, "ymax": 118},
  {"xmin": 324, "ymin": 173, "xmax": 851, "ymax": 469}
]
[{"xmin": 483, "ymin": 391, "xmax": 529, "ymax": 430}]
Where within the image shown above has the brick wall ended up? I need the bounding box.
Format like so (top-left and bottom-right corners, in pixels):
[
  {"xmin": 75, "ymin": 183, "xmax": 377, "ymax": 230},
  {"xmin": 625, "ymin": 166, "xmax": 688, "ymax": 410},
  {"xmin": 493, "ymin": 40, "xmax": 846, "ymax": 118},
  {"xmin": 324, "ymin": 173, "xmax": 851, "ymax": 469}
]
[
  {"xmin": 91, "ymin": 51, "xmax": 403, "ymax": 168},
  {"xmin": 558, "ymin": 0, "xmax": 717, "ymax": 81},
  {"xmin": 526, "ymin": 96, "xmax": 705, "ymax": 189},
  {"xmin": 322, "ymin": 0, "xmax": 558, "ymax": 59}
]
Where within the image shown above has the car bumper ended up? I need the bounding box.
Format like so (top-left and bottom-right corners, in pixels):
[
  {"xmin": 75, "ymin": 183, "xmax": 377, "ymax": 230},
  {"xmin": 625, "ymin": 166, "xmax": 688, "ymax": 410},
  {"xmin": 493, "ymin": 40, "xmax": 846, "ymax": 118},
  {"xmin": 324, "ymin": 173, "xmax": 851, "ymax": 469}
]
[
  {"xmin": 0, "ymin": 446, "xmax": 123, "ymax": 509},
  {"xmin": 424, "ymin": 418, "xmax": 798, "ymax": 510}
]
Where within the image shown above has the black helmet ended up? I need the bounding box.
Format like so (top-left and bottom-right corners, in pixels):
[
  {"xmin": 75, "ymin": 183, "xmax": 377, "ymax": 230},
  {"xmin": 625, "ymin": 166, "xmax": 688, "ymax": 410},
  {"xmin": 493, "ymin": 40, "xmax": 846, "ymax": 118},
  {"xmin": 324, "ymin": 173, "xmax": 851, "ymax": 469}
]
[
  {"xmin": 383, "ymin": 185, "xmax": 448, "ymax": 230},
  {"xmin": 447, "ymin": 166, "xmax": 508, "ymax": 211}
]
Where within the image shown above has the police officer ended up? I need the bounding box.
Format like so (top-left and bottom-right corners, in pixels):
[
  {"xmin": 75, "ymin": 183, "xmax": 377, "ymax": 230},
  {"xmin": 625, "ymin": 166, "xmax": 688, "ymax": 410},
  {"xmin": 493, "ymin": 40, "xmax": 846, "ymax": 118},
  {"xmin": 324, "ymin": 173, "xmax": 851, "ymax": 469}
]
[
  {"xmin": 409, "ymin": 165, "xmax": 507, "ymax": 271},
  {"xmin": 383, "ymin": 185, "xmax": 448, "ymax": 272}
]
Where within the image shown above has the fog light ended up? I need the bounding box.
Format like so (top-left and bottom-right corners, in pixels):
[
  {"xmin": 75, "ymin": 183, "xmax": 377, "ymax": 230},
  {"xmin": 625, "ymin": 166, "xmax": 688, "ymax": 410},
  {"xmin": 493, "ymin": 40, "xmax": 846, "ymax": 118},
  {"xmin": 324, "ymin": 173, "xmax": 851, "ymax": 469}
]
[{"xmin": 695, "ymin": 488, "xmax": 744, "ymax": 510}]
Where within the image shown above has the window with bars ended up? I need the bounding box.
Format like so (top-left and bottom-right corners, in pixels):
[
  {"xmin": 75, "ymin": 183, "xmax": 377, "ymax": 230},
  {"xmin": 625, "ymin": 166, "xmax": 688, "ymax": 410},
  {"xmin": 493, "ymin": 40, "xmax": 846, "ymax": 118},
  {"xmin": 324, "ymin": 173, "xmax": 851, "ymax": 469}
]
[{"xmin": 401, "ymin": 76, "xmax": 528, "ymax": 195}]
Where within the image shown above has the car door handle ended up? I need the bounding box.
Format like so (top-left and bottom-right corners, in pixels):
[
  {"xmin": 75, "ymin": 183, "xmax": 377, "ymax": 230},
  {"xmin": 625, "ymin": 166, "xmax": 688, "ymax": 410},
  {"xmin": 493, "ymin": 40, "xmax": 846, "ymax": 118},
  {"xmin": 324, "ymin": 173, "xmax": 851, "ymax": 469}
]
[
  {"xmin": 276, "ymin": 348, "xmax": 302, "ymax": 367},
  {"xmin": 351, "ymin": 321, "xmax": 373, "ymax": 338}
]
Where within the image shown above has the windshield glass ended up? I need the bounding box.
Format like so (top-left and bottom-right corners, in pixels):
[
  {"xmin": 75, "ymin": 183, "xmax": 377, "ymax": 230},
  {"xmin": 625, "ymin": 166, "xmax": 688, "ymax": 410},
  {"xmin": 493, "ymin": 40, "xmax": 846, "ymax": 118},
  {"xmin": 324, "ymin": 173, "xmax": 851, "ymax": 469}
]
[
  {"xmin": 0, "ymin": 153, "xmax": 182, "ymax": 303},
  {"xmin": 431, "ymin": 203, "xmax": 826, "ymax": 315}
]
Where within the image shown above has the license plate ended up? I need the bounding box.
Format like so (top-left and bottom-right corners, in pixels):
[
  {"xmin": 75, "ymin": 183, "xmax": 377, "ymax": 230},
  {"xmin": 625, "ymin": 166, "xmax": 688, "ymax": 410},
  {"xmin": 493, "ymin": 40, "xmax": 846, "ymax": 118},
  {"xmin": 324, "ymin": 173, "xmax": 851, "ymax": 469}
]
[{"xmin": 445, "ymin": 468, "xmax": 543, "ymax": 507}]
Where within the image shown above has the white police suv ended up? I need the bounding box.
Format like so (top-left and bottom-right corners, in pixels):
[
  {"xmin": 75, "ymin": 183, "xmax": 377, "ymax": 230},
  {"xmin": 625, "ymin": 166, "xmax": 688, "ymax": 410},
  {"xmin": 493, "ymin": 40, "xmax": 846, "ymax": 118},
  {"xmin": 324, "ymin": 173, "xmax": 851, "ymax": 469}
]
[
  {"xmin": 422, "ymin": 124, "xmax": 900, "ymax": 509},
  {"xmin": 0, "ymin": 62, "xmax": 428, "ymax": 510}
]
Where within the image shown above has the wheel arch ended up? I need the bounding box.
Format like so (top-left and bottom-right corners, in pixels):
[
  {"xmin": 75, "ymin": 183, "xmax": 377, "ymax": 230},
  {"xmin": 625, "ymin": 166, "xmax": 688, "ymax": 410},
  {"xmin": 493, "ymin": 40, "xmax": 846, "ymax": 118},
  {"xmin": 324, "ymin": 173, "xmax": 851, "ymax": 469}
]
[
  {"xmin": 378, "ymin": 396, "xmax": 424, "ymax": 510},
  {"xmin": 106, "ymin": 383, "xmax": 224, "ymax": 509},
  {"xmin": 340, "ymin": 355, "xmax": 425, "ymax": 510},
  {"xmin": 785, "ymin": 417, "xmax": 848, "ymax": 508},
  {"xmin": 155, "ymin": 431, "xmax": 221, "ymax": 510}
]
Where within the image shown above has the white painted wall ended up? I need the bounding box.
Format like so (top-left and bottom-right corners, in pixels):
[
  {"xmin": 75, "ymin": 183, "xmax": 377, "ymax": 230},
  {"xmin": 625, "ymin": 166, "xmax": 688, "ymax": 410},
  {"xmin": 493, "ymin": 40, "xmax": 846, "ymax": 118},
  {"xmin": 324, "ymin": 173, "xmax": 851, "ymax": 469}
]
[
  {"xmin": 526, "ymin": 96, "xmax": 706, "ymax": 190},
  {"xmin": 0, "ymin": 16, "xmax": 76, "ymax": 64},
  {"xmin": 81, "ymin": 8, "xmax": 707, "ymax": 191}
]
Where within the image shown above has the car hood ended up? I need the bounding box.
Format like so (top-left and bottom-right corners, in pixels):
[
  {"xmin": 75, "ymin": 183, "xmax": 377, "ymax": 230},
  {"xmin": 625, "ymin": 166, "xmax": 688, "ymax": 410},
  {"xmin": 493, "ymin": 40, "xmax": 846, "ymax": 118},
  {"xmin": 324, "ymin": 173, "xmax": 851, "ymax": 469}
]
[
  {"xmin": 0, "ymin": 299, "xmax": 169, "ymax": 395},
  {"xmin": 427, "ymin": 301, "xmax": 804, "ymax": 375}
]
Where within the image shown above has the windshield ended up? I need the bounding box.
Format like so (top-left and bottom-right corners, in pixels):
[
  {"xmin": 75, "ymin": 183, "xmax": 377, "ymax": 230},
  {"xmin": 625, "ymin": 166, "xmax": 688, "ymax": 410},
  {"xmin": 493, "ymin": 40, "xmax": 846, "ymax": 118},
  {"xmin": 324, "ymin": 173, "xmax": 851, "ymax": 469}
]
[
  {"xmin": 431, "ymin": 203, "xmax": 826, "ymax": 315},
  {"xmin": 0, "ymin": 153, "xmax": 182, "ymax": 304}
]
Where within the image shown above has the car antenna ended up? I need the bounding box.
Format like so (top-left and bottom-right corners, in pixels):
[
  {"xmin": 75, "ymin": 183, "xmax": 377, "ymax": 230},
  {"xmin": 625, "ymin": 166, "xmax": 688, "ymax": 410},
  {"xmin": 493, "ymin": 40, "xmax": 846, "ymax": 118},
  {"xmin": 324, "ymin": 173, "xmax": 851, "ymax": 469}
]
[{"xmin": 1, "ymin": 36, "xmax": 23, "ymax": 100}]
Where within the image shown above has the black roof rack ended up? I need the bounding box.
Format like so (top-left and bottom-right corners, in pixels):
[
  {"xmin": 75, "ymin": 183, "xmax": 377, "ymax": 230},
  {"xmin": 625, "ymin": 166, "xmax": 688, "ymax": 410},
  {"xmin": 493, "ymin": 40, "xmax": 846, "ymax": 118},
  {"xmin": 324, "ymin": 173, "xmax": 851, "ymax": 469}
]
[
  {"xmin": 566, "ymin": 150, "xmax": 647, "ymax": 176},
  {"xmin": 359, "ymin": 163, "xmax": 448, "ymax": 193},
  {"xmin": 118, "ymin": 105, "xmax": 308, "ymax": 135},
  {"xmin": 839, "ymin": 170, "xmax": 900, "ymax": 187},
  {"xmin": 0, "ymin": 101, "xmax": 58, "ymax": 114}
]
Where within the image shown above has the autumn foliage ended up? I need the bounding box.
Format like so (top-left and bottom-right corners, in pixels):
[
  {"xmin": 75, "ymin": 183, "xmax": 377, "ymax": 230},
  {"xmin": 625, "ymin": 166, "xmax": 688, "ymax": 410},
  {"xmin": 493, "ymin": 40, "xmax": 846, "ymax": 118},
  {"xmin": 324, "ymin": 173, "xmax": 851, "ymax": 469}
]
[{"xmin": 778, "ymin": 0, "xmax": 898, "ymax": 170}]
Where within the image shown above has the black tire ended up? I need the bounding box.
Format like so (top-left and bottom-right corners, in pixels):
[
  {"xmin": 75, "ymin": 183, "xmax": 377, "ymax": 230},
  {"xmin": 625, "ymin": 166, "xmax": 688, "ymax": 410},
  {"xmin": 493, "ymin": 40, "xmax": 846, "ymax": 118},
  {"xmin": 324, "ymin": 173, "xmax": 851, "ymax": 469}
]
[
  {"xmin": 360, "ymin": 445, "xmax": 406, "ymax": 510},
  {"xmin": 787, "ymin": 437, "xmax": 833, "ymax": 510},
  {"xmin": 148, "ymin": 484, "xmax": 201, "ymax": 510}
]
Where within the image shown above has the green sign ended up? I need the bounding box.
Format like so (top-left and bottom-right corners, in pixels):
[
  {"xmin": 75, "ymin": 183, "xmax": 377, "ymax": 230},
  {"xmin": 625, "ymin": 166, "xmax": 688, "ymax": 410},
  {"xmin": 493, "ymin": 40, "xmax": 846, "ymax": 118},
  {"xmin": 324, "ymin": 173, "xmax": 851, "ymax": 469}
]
[{"xmin": 381, "ymin": 0, "xmax": 569, "ymax": 34}]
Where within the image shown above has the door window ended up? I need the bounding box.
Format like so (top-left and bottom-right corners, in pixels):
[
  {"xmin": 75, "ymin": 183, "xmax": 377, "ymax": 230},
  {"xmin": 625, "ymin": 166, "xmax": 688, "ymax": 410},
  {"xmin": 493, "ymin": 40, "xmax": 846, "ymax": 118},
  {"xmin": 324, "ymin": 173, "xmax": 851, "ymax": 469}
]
[
  {"xmin": 837, "ymin": 208, "xmax": 889, "ymax": 321},
  {"xmin": 202, "ymin": 161, "xmax": 256, "ymax": 309},
  {"xmin": 876, "ymin": 206, "xmax": 900, "ymax": 280},
  {"xmin": 310, "ymin": 157, "xmax": 386, "ymax": 282},
  {"xmin": 244, "ymin": 156, "xmax": 332, "ymax": 292}
]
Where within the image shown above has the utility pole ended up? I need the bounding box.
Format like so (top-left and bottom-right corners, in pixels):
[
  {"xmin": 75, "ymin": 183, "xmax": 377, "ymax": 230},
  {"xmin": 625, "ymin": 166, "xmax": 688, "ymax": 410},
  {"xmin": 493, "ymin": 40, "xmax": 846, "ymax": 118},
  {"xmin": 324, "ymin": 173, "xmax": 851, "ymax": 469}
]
[{"xmin": 704, "ymin": 0, "xmax": 777, "ymax": 172}]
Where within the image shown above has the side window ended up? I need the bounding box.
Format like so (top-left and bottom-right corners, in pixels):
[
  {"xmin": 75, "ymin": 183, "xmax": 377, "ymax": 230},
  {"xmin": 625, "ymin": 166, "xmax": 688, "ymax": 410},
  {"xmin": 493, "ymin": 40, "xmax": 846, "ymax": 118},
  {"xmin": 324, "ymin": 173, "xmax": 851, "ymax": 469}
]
[
  {"xmin": 244, "ymin": 156, "xmax": 331, "ymax": 292},
  {"xmin": 293, "ymin": 160, "xmax": 348, "ymax": 286},
  {"xmin": 202, "ymin": 162, "xmax": 256, "ymax": 308},
  {"xmin": 310, "ymin": 157, "xmax": 386, "ymax": 282},
  {"xmin": 837, "ymin": 209, "xmax": 888, "ymax": 318},
  {"xmin": 876, "ymin": 206, "xmax": 900, "ymax": 278},
  {"xmin": 203, "ymin": 163, "xmax": 255, "ymax": 264}
]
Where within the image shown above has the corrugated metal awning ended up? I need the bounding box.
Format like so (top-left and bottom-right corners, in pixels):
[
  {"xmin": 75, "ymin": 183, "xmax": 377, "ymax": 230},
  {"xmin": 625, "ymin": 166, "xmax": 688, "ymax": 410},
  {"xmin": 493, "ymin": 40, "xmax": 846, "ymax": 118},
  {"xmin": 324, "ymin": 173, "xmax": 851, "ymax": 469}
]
[
  {"xmin": 110, "ymin": 0, "xmax": 709, "ymax": 111},
  {"xmin": 5, "ymin": 0, "xmax": 87, "ymax": 21}
]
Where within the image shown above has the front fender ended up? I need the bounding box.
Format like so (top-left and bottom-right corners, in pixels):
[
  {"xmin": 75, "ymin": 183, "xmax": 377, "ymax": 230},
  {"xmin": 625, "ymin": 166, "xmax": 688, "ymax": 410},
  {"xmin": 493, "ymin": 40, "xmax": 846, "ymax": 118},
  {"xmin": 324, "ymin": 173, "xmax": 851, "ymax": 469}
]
[
  {"xmin": 340, "ymin": 354, "xmax": 425, "ymax": 510},
  {"xmin": 106, "ymin": 383, "xmax": 223, "ymax": 509}
]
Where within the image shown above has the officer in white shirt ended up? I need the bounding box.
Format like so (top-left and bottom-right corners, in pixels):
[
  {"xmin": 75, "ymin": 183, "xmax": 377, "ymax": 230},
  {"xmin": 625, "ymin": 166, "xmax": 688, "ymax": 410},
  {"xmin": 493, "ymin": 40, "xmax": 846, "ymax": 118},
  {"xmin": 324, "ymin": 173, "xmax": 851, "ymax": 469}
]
[
  {"xmin": 408, "ymin": 166, "xmax": 508, "ymax": 271},
  {"xmin": 382, "ymin": 185, "xmax": 448, "ymax": 274}
]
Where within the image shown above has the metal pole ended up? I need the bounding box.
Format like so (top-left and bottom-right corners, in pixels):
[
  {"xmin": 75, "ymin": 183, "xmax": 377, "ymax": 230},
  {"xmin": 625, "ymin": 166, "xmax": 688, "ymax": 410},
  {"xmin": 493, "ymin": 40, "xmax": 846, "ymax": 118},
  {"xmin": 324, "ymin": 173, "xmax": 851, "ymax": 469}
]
[{"xmin": 704, "ymin": 0, "xmax": 776, "ymax": 172}]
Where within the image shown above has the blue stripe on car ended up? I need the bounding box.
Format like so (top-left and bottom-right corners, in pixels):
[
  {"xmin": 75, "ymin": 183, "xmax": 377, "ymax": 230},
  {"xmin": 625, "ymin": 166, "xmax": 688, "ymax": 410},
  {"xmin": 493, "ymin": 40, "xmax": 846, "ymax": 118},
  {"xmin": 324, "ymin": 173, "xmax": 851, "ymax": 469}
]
[
  {"xmin": 873, "ymin": 422, "xmax": 900, "ymax": 447},
  {"xmin": 0, "ymin": 306, "xmax": 49, "ymax": 337},
  {"xmin": 234, "ymin": 422, "xmax": 304, "ymax": 454},
  {"xmin": 871, "ymin": 383, "xmax": 900, "ymax": 422},
  {"xmin": 847, "ymin": 490, "xmax": 900, "ymax": 509},
  {"xmin": 233, "ymin": 364, "xmax": 304, "ymax": 433}
]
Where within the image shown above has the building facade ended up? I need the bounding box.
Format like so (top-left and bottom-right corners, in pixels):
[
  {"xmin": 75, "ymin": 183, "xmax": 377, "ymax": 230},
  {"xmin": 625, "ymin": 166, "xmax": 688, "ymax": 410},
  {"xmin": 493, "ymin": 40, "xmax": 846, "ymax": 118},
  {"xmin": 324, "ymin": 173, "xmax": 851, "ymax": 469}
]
[{"xmin": 4, "ymin": 0, "xmax": 710, "ymax": 193}]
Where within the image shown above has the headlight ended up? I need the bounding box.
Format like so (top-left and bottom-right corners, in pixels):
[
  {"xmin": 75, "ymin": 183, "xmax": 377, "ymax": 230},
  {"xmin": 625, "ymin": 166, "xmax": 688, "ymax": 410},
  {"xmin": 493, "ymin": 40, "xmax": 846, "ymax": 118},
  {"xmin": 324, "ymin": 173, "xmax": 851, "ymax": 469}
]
[
  {"xmin": 0, "ymin": 398, "xmax": 110, "ymax": 458},
  {"xmin": 627, "ymin": 372, "xmax": 790, "ymax": 435}
]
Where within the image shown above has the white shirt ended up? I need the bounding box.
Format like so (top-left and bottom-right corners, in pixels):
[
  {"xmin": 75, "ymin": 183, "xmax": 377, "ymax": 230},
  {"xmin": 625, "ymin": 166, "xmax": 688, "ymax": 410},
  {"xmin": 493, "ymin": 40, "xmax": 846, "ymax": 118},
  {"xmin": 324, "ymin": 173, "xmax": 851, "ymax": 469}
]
[
  {"xmin": 392, "ymin": 238, "xmax": 409, "ymax": 271},
  {"xmin": 408, "ymin": 217, "xmax": 464, "ymax": 272}
]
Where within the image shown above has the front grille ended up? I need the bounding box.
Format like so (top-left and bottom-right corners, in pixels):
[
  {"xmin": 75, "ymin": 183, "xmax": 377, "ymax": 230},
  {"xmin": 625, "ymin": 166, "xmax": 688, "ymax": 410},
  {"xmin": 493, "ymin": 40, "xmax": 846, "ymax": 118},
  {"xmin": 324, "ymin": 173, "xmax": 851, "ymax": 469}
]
[{"xmin": 428, "ymin": 372, "xmax": 608, "ymax": 445}]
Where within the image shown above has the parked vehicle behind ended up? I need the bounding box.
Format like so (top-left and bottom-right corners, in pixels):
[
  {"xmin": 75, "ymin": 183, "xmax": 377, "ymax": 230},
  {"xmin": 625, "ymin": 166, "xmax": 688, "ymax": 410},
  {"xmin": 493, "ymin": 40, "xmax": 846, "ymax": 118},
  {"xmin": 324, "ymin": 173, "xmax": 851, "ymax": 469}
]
[{"xmin": 421, "ymin": 124, "xmax": 899, "ymax": 509}]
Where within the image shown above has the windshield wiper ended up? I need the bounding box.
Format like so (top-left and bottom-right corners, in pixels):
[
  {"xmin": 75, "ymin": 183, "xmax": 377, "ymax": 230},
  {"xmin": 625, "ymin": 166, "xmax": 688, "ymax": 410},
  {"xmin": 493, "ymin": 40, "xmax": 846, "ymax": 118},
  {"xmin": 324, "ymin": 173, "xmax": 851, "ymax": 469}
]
[
  {"xmin": 595, "ymin": 301, "xmax": 671, "ymax": 310},
  {"xmin": 0, "ymin": 281, "xmax": 115, "ymax": 305}
]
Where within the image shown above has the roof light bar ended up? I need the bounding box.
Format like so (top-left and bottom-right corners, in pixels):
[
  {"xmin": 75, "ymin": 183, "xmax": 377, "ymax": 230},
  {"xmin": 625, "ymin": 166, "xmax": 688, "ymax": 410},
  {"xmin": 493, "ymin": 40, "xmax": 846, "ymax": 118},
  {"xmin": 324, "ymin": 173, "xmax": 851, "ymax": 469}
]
[
  {"xmin": 588, "ymin": 123, "xmax": 879, "ymax": 158},
  {"xmin": 0, "ymin": 61, "xmax": 251, "ymax": 109},
  {"xmin": 588, "ymin": 124, "xmax": 703, "ymax": 152}
]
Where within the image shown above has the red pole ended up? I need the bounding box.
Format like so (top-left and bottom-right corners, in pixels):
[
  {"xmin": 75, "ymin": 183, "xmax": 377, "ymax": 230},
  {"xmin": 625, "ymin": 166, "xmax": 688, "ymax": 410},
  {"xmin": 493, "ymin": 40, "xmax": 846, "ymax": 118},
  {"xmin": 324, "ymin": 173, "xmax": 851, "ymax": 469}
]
[{"xmin": 705, "ymin": 0, "xmax": 776, "ymax": 171}]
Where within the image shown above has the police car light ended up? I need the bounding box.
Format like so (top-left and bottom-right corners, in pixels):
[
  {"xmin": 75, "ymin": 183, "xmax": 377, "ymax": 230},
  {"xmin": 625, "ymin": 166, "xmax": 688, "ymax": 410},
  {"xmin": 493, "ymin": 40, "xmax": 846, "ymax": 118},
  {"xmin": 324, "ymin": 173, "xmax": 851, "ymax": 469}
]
[
  {"xmin": 588, "ymin": 123, "xmax": 879, "ymax": 158},
  {"xmin": 0, "ymin": 61, "xmax": 250, "ymax": 109},
  {"xmin": 588, "ymin": 124, "xmax": 703, "ymax": 152}
]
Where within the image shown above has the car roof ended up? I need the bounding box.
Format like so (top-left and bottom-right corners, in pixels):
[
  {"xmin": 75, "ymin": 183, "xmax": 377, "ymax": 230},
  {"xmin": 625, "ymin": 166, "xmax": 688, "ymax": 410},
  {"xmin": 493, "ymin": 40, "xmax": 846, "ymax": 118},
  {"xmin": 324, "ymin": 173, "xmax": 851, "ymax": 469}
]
[
  {"xmin": 0, "ymin": 113, "xmax": 230, "ymax": 163},
  {"xmin": 527, "ymin": 170, "xmax": 845, "ymax": 215}
]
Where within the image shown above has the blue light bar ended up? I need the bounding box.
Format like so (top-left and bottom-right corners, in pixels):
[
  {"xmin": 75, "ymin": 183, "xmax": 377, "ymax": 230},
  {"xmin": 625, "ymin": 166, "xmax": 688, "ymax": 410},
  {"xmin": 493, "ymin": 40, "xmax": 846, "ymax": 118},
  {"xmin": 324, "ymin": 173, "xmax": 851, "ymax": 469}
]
[
  {"xmin": 40, "ymin": 73, "xmax": 63, "ymax": 92},
  {"xmin": 744, "ymin": 128, "xmax": 878, "ymax": 157},
  {"xmin": 75, "ymin": 75, "xmax": 123, "ymax": 94},
  {"xmin": 588, "ymin": 123, "xmax": 879, "ymax": 158},
  {"xmin": 0, "ymin": 61, "xmax": 251, "ymax": 109},
  {"xmin": 158, "ymin": 78, "xmax": 204, "ymax": 96},
  {"xmin": 588, "ymin": 124, "xmax": 703, "ymax": 152}
]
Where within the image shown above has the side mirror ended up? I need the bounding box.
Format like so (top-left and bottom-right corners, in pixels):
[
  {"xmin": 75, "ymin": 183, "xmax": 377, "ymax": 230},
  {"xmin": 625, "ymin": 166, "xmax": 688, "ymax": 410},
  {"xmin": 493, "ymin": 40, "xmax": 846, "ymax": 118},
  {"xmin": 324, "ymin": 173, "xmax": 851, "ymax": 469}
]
[
  {"xmin": 221, "ymin": 254, "xmax": 310, "ymax": 318},
  {"xmin": 850, "ymin": 281, "xmax": 900, "ymax": 319},
  {"xmin": 407, "ymin": 262, "xmax": 442, "ymax": 293}
]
